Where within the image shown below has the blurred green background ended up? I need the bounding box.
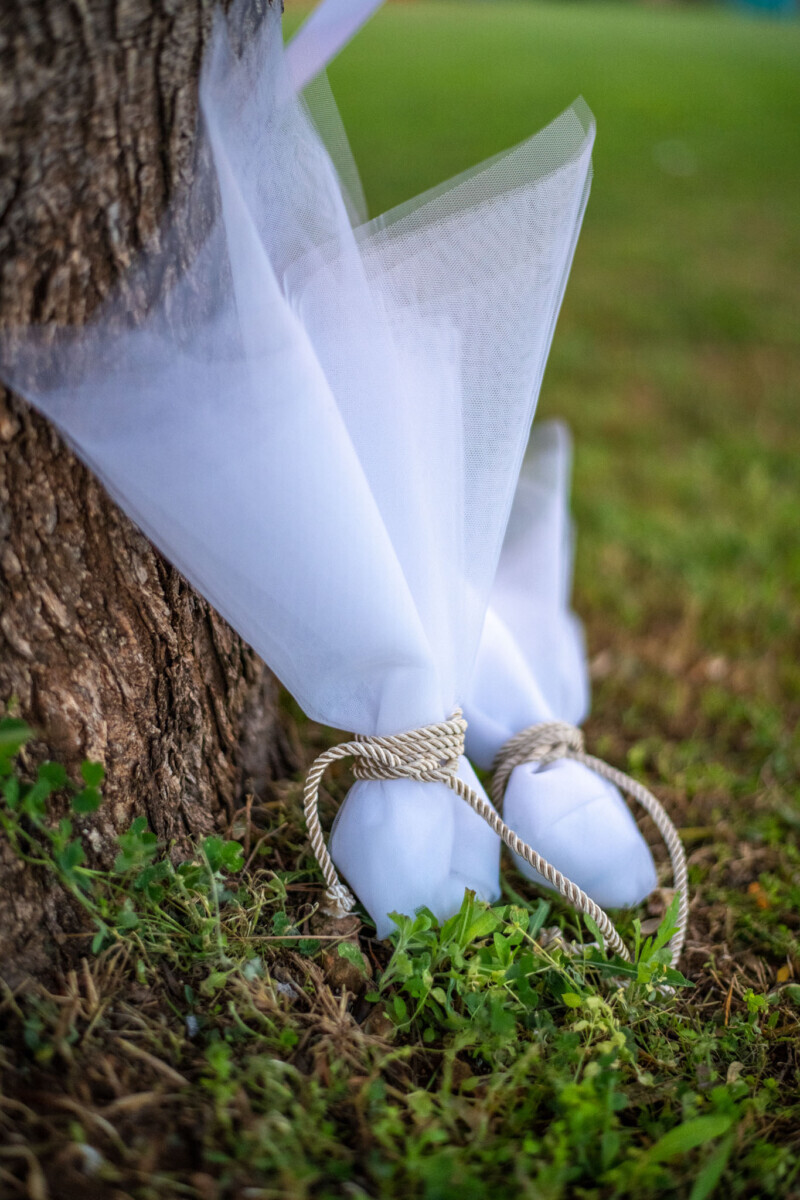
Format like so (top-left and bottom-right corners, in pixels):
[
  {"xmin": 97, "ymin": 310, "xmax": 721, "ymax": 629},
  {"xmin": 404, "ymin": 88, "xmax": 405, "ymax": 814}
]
[{"xmin": 287, "ymin": 1, "xmax": 800, "ymax": 747}]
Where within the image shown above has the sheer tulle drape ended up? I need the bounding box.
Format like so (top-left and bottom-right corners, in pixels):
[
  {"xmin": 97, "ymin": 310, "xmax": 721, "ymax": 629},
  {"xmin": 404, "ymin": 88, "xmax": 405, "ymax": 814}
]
[
  {"xmin": 0, "ymin": 4, "xmax": 596, "ymax": 933},
  {"xmin": 466, "ymin": 421, "xmax": 589, "ymax": 770}
]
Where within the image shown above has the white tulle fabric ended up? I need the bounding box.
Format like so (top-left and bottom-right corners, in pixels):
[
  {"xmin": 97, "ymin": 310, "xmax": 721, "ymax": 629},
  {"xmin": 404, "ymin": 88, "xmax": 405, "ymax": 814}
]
[
  {"xmin": 0, "ymin": 4, "xmax": 595, "ymax": 935},
  {"xmin": 465, "ymin": 422, "xmax": 657, "ymax": 908},
  {"xmin": 466, "ymin": 421, "xmax": 589, "ymax": 768},
  {"xmin": 286, "ymin": 0, "xmax": 384, "ymax": 93}
]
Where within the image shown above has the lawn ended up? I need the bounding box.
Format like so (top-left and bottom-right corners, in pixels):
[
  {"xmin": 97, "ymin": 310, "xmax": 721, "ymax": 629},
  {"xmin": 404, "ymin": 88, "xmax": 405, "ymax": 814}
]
[{"xmin": 2, "ymin": 2, "xmax": 800, "ymax": 1197}]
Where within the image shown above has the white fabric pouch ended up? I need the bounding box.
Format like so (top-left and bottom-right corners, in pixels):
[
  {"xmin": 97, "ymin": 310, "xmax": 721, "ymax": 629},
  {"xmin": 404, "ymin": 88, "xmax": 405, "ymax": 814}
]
[{"xmin": 465, "ymin": 421, "xmax": 657, "ymax": 908}]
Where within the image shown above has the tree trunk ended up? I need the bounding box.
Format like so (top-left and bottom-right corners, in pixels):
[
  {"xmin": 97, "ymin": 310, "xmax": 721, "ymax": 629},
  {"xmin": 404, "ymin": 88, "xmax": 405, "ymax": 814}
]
[{"xmin": 0, "ymin": 0, "xmax": 295, "ymax": 981}]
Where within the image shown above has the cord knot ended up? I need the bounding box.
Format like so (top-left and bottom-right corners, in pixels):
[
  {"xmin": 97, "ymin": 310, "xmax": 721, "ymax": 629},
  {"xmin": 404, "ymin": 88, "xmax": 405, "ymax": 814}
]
[
  {"xmin": 491, "ymin": 720, "xmax": 584, "ymax": 807},
  {"xmin": 322, "ymin": 880, "xmax": 358, "ymax": 918},
  {"xmin": 351, "ymin": 709, "xmax": 467, "ymax": 783}
]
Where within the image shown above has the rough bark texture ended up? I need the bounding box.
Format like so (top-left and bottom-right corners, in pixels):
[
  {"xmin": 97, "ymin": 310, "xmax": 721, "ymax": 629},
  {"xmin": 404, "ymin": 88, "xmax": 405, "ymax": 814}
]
[{"xmin": 0, "ymin": 0, "xmax": 295, "ymax": 981}]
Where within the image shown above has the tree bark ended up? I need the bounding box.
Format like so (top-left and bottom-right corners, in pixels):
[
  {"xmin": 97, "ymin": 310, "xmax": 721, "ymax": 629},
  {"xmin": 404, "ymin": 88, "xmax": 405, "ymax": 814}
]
[{"xmin": 0, "ymin": 0, "xmax": 295, "ymax": 981}]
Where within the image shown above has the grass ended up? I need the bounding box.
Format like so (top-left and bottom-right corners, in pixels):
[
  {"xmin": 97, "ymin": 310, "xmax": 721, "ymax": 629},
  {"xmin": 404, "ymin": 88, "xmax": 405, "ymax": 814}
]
[{"xmin": 3, "ymin": 1, "xmax": 800, "ymax": 1196}]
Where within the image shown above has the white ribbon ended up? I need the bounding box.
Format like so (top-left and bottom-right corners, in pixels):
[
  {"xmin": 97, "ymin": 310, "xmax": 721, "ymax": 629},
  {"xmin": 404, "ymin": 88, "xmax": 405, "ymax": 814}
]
[{"xmin": 285, "ymin": 0, "xmax": 385, "ymax": 93}]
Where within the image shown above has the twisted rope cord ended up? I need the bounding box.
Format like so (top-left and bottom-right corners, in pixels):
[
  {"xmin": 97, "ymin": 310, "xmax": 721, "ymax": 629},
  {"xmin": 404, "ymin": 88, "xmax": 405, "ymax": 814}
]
[
  {"xmin": 492, "ymin": 721, "xmax": 689, "ymax": 968},
  {"xmin": 303, "ymin": 710, "xmax": 672, "ymax": 963}
]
